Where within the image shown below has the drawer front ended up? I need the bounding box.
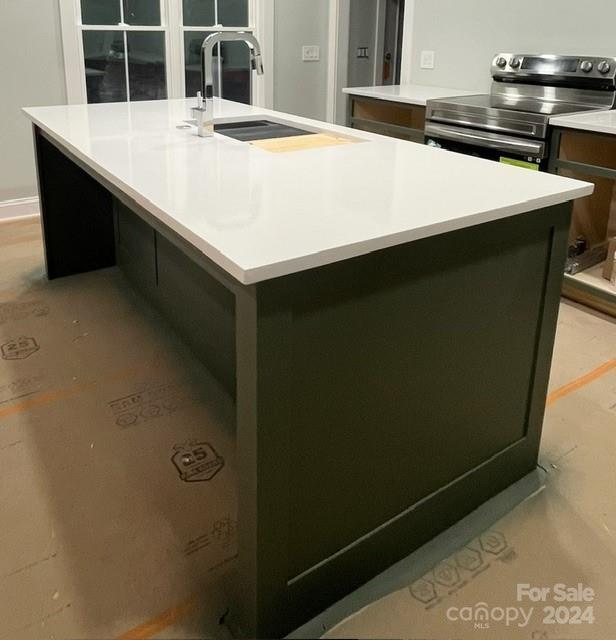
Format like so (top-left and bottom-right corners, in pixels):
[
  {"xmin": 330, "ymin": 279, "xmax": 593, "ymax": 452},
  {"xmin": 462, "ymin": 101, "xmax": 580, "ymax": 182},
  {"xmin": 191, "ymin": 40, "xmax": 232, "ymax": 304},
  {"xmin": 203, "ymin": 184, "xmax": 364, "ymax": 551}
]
[
  {"xmin": 350, "ymin": 97, "xmax": 426, "ymax": 143},
  {"xmin": 352, "ymin": 119, "xmax": 425, "ymax": 143},
  {"xmin": 559, "ymin": 130, "xmax": 616, "ymax": 170},
  {"xmin": 352, "ymin": 98, "xmax": 426, "ymax": 130}
]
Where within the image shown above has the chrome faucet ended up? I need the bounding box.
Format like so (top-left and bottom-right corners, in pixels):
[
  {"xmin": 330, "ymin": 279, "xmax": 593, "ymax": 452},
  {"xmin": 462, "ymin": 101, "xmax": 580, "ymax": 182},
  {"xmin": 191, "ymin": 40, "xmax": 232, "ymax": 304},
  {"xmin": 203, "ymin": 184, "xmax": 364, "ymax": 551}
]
[{"xmin": 192, "ymin": 31, "xmax": 264, "ymax": 137}]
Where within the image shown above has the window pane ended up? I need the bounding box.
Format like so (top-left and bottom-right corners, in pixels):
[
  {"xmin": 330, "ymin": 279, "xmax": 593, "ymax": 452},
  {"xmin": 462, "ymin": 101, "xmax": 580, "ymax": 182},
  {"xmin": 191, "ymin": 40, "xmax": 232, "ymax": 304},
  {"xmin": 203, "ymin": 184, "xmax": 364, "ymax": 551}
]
[
  {"xmin": 218, "ymin": 0, "xmax": 248, "ymax": 27},
  {"xmin": 83, "ymin": 31, "xmax": 127, "ymax": 103},
  {"xmin": 220, "ymin": 39, "xmax": 251, "ymax": 104},
  {"xmin": 123, "ymin": 0, "xmax": 161, "ymax": 26},
  {"xmin": 185, "ymin": 32, "xmax": 216, "ymax": 98},
  {"xmin": 127, "ymin": 32, "xmax": 167, "ymax": 101},
  {"xmin": 183, "ymin": 0, "xmax": 215, "ymax": 26},
  {"xmin": 184, "ymin": 31, "xmax": 251, "ymax": 104},
  {"xmin": 81, "ymin": 0, "xmax": 121, "ymax": 25}
]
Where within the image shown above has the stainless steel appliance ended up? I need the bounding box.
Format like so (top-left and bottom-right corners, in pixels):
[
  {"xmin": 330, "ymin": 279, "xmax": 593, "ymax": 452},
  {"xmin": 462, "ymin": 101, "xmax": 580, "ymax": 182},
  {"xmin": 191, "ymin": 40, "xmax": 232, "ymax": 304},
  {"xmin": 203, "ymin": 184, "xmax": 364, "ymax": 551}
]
[{"xmin": 425, "ymin": 54, "xmax": 616, "ymax": 170}]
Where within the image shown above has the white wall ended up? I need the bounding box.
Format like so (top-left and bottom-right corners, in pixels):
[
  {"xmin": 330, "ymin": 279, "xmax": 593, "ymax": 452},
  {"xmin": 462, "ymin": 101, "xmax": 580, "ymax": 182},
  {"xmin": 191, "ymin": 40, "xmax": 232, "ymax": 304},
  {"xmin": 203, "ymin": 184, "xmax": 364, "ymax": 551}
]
[
  {"xmin": 1, "ymin": 0, "xmax": 328, "ymax": 203},
  {"xmin": 273, "ymin": 0, "xmax": 330, "ymax": 120},
  {"xmin": 410, "ymin": 0, "xmax": 616, "ymax": 92},
  {"xmin": 0, "ymin": 0, "xmax": 67, "ymax": 202}
]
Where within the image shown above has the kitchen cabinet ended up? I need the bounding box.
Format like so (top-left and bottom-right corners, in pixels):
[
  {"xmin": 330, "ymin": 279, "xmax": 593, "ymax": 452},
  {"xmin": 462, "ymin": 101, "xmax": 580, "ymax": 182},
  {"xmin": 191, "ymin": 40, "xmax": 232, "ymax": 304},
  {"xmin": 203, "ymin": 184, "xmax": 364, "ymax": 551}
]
[
  {"xmin": 343, "ymin": 86, "xmax": 478, "ymax": 144},
  {"xmin": 348, "ymin": 96, "xmax": 426, "ymax": 143},
  {"xmin": 549, "ymin": 128, "xmax": 616, "ymax": 317}
]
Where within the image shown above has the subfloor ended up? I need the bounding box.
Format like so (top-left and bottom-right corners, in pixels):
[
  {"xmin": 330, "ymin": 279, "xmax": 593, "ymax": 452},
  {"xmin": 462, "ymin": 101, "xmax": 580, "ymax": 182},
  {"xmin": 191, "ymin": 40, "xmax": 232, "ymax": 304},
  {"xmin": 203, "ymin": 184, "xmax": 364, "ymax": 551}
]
[{"xmin": 0, "ymin": 217, "xmax": 615, "ymax": 640}]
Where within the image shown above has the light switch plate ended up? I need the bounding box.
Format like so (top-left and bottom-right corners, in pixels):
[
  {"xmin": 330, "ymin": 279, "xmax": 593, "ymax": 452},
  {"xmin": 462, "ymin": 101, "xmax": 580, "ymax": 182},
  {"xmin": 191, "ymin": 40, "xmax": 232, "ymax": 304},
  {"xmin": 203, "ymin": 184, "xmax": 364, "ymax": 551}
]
[
  {"xmin": 420, "ymin": 50, "xmax": 435, "ymax": 69},
  {"xmin": 302, "ymin": 45, "xmax": 320, "ymax": 62}
]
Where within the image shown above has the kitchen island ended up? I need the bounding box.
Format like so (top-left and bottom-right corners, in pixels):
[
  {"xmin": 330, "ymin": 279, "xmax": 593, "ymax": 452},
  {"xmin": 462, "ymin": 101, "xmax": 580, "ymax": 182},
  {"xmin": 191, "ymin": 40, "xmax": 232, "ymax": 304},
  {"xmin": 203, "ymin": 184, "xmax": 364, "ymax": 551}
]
[{"xmin": 24, "ymin": 98, "xmax": 592, "ymax": 638}]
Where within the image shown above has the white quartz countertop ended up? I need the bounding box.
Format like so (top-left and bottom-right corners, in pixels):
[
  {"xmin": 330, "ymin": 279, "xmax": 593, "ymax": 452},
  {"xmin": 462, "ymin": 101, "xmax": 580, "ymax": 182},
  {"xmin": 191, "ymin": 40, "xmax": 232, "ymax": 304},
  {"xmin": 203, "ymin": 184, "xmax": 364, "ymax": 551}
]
[
  {"xmin": 342, "ymin": 84, "xmax": 479, "ymax": 106},
  {"xmin": 23, "ymin": 98, "xmax": 592, "ymax": 285},
  {"xmin": 550, "ymin": 110, "xmax": 616, "ymax": 136}
]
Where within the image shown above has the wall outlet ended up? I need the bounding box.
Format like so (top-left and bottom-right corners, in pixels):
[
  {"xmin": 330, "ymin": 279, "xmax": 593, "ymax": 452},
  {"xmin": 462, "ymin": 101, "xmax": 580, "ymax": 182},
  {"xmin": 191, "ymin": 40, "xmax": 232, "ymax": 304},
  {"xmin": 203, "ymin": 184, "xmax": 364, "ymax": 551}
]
[
  {"xmin": 420, "ymin": 50, "xmax": 435, "ymax": 70},
  {"xmin": 302, "ymin": 45, "xmax": 320, "ymax": 62}
]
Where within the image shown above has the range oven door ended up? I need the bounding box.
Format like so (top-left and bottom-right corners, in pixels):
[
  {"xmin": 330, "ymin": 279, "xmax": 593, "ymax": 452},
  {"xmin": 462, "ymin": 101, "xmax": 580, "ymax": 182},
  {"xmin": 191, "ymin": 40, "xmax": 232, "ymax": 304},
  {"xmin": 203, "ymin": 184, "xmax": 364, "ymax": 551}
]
[{"xmin": 424, "ymin": 122, "xmax": 547, "ymax": 171}]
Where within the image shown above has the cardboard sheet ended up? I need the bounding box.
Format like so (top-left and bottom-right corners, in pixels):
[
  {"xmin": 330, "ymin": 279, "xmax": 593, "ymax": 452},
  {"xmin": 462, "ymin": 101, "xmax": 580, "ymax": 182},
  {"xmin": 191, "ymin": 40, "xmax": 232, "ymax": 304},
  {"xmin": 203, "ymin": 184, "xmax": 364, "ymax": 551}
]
[
  {"xmin": 0, "ymin": 219, "xmax": 237, "ymax": 639},
  {"xmin": 2, "ymin": 218, "xmax": 615, "ymax": 639}
]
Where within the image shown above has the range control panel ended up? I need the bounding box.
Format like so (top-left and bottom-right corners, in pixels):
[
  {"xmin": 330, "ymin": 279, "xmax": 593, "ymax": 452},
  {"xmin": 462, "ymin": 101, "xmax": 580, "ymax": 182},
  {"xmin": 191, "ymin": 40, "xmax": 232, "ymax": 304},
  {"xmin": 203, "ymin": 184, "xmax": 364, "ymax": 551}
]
[{"xmin": 492, "ymin": 54, "xmax": 616, "ymax": 85}]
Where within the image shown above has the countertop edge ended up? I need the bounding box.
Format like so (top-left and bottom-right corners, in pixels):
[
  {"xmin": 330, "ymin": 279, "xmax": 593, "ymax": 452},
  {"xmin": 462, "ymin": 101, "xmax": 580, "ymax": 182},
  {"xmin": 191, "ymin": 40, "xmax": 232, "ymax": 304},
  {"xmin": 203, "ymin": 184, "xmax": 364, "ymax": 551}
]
[
  {"xmin": 549, "ymin": 117, "xmax": 616, "ymax": 136},
  {"xmin": 342, "ymin": 87, "xmax": 428, "ymax": 106},
  {"xmin": 241, "ymin": 186, "xmax": 593, "ymax": 284},
  {"xmin": 342, "ymin": 85, "xmax": 479, "ymax": 107}
]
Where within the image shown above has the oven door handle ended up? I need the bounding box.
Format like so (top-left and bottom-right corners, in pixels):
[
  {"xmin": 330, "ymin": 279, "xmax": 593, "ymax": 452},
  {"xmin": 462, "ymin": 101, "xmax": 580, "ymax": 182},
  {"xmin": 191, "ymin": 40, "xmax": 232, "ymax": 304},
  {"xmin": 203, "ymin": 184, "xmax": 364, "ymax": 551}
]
[{"xmin": 425, "ymin": 122, "xmax": 546, "ymax": 158}]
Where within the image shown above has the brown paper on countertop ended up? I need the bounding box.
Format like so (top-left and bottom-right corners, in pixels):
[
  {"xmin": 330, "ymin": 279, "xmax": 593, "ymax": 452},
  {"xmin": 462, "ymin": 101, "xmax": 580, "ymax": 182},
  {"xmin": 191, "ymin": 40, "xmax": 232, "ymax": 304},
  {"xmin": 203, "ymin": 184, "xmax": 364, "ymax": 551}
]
[{"xmin": 250, "ymin": 132, "xmax": 357, "ymax": 153}]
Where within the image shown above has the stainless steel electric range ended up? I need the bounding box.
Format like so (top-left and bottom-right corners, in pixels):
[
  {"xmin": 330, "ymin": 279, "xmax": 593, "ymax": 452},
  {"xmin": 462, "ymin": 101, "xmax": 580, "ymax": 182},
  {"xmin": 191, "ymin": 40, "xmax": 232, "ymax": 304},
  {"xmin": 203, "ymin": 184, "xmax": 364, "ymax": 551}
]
[{"xmin": 425, "ymin": 53, "xmax": 616, "ymax": 170}]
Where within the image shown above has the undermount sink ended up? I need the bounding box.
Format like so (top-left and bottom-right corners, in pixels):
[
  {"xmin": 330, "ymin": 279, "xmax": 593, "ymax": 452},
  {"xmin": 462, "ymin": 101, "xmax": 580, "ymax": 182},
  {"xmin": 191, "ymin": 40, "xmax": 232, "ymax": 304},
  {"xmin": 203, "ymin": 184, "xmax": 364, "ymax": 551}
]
[
  {"xmin": 178, "ymin": 116, "xmax": 363, "ymax": 151},
  {"xmin": 215, "ymin": 119, "xmax": 313, "ymax": 142},
  {"xmin": 180, "ymin": 118, "xmax": 314, "ymax": 142}
]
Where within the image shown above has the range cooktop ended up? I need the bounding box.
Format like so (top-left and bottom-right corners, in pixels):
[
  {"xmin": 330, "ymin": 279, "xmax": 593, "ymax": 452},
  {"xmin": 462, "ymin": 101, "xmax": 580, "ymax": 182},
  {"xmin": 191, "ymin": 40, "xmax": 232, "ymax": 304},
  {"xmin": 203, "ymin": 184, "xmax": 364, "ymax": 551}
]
[{"xmin": 435, "ymin": 93, "xmax": 607, "ymax": 117}]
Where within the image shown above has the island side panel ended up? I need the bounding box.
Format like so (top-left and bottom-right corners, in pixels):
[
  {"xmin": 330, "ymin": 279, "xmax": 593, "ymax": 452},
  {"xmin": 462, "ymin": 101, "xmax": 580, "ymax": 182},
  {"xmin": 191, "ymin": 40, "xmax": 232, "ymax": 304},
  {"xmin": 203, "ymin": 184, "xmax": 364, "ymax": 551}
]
[
  {"xmin": 233, "ymin": 202, "xmax": 571, "ymax": 638},
  {"xmin": 233, "ymin": 285, "xmax": 294, "ymax": 637},
  {"xmin": 33, "ymin": 126, "xmax": 116, "ymax": 279}
]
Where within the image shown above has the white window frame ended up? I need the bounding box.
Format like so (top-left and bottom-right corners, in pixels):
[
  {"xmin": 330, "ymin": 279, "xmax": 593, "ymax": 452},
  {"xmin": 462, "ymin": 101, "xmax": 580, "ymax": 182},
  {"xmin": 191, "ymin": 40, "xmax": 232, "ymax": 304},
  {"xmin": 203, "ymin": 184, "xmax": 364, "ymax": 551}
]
[{"xmin": 59, "ymin": 0, "xmax": 273, "ymax": 107}]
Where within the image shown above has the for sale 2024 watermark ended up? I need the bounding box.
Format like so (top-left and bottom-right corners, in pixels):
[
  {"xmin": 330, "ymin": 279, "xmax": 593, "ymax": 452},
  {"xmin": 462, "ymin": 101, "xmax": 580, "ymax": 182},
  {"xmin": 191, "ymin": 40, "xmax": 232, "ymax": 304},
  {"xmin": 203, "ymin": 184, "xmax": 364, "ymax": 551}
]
[{"xmin": 446, "ymin": 583, "xmax": 595, "ymax": 630}]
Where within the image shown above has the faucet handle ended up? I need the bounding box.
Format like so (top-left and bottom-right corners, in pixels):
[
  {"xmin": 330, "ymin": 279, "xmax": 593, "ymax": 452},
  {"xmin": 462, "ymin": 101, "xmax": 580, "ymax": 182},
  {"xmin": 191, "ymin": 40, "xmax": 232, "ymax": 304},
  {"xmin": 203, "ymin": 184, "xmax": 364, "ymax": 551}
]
[
  {"xmin": 252, "ymin": 52, "xmax": 264, "ymax": 75},
  {"xmin": 193, "ymin": 91, "xmax": 206, "ymax": 113}
]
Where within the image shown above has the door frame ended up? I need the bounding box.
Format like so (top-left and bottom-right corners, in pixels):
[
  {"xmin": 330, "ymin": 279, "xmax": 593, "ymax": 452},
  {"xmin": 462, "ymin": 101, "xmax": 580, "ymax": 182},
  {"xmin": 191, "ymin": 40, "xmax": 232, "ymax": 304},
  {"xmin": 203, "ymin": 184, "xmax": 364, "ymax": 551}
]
[
  {"xmin": 58, "ymin": 0, "xmax": 274, "ymax": 107},
  {"xmin": 326, "ymin": 0, "xmax": 414, "ymax": 124},
  {"xmin": 325, "ymin": 0, "xmax": 349, "ymax": 124},
  {"xmin": 399, "ymin": 0, "xmax": 414, "ymax": 84}
]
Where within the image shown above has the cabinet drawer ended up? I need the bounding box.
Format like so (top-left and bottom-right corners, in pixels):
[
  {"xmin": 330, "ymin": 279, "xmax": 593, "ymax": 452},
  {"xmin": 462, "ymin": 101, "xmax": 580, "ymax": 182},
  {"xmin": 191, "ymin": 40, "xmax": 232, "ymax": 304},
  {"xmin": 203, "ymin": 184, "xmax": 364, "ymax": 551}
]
[
  {"xmin": 352, "ymin": 98, "xmax": 426, "ymax": 131},
  {"xmin": 352, "ymin": 119, "xmax": 425, "ymax": 143},
  {"xmin": 559, "ymin": 130, "xmax": 616, "ymax": 170}
]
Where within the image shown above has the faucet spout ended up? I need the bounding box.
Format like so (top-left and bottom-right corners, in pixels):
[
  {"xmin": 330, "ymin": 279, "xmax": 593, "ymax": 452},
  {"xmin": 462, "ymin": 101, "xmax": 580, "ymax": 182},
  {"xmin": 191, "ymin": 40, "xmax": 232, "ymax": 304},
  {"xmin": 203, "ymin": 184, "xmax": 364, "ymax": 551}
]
[{"xmin": 192, "ymin": 31, "xmax": 265, "ymax": 138}]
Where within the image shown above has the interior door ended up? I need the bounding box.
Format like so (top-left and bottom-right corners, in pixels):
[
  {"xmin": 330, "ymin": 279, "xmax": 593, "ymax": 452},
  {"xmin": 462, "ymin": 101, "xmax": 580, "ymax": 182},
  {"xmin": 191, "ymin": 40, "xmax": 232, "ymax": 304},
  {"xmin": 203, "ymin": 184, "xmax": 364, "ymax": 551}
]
[{"xmin": 377, "ymin": 0, "xmax": 405, "ymax": 85}]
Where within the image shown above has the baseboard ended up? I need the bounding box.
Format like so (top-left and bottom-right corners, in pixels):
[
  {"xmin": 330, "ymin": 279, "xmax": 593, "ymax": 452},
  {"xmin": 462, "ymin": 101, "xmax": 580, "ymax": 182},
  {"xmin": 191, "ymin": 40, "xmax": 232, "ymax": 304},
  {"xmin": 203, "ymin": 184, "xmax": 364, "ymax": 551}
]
[{"xmin": 0, "ymin": 196, "xmax": 40, "ymax": 222}]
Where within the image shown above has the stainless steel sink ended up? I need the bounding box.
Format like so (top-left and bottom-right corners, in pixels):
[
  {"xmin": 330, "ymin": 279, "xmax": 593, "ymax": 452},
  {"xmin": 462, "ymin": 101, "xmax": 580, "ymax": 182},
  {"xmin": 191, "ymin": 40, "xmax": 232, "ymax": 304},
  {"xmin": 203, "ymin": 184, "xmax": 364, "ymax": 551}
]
[{"xmin": 213, "ymin": 119, "xmax": 313, "ymax": 142}]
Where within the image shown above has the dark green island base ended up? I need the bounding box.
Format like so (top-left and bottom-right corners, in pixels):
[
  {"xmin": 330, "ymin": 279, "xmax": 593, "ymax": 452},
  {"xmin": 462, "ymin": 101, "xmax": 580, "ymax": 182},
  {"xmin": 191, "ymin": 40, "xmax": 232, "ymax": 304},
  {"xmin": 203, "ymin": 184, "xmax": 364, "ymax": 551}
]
[{"xmin": 34, "ymin": 126, "xmax": 571, "ymax": 638}]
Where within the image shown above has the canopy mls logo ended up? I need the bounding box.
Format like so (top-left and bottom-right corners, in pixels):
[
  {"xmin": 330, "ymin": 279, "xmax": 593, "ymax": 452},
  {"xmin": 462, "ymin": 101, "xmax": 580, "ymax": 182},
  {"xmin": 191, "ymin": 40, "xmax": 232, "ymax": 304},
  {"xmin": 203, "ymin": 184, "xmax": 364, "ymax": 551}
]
[
  {"xmin": 446, "ymin": 582, "xmax": 597, "ymax": 630},
  {"xmin": 1, "ymin": 336, "xmax": 40, "ymax": 360},
  {"xmin": 446, "ymin": 602, "xmax": 535, "ymax": 629},
  {"xmin": 172, "ymin": 441, "xmax": 225, "ymax": 483}
]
